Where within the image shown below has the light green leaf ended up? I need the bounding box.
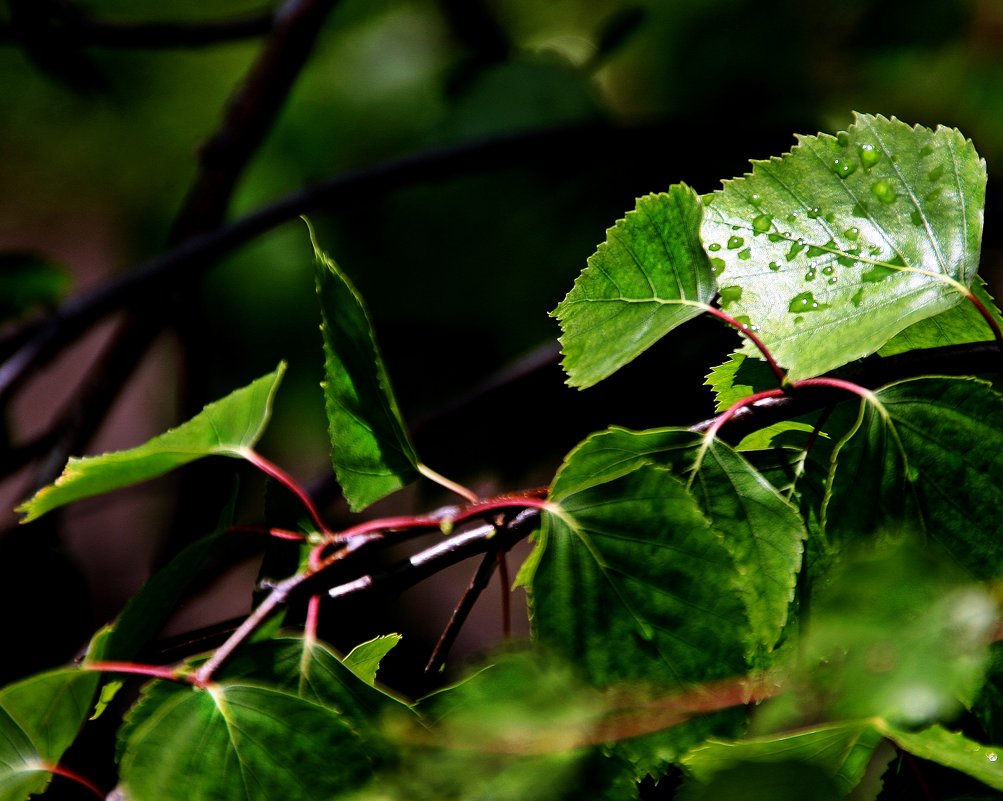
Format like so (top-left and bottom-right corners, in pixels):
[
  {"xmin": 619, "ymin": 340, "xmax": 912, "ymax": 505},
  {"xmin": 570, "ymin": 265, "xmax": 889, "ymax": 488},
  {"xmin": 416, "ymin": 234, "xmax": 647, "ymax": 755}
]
[
  {"xmin": 552, "ymin": 184, "xmax": 716, "ymax": 388},
  {"xmin": 16, "ymin": 365, "xmax": 285, "ymax": 523},
  {"xmin": 878, "ymin": 276, "xmax": 1003, "ymax": 356},
  {"xmin": 0, "ymin": 668, "xmax": 102, "ymax": 801},
  {"xmin": 119, "ymin": 681, "xmax": 374, "ymax": 801},
  {"xmin": 879, "ymin": 723, "xmax": 1003, "ymax": 791},
  {"xmin": 310, "ymin": 223, "xmax": 420, "ymax": 511},
  {"xmin": 681, "ymin": 721, "xmax": 884, "ymax": 798},
  {"xmin": 701, "ymin": 112, "xmax": 986, "ymax": 380},
  {"xmin": 531, "ymin": 461, "xmax": 748, "ymax": 690},
  {"xmin": 544, "ymin": 427, "xmax": 805, "ymax": 658},
  {"xmin": 825, "ymin": 377, "xmax": 1003, "ymax": 578},
  {"xmin": 343, "ymin": 634, "xmax": 403, "ymax": 687}
]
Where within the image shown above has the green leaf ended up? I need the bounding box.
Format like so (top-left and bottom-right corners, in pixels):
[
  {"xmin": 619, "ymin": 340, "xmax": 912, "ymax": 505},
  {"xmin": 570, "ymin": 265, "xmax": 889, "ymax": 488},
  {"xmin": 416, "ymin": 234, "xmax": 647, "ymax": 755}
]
[
  {"xmin": 701, "ymin": 113, "xmax": 986, "ymax": 380},
  {"xmin": 310, "ymin": 222, "xmax": 421, "ymax": 511},
  {"xmin": 681, "ymin": 721, "xmax": 884, "ymax": 798},
  {"xmin": 0, "ymin": 668, "xmax": 102, "ymax": 800},
  {"xmin": 878, "ymin": 276, "xmax": 1003, "ymax": 356},
  {"xmin": 119, "ymin": 681, "xmax": 374, "ymax": 801},
  {"xmin": 531, "ymin": 460, "xmax": 748, "ymax": 690},
  {"xmin": 16, "ymin": 365, "xmax": 285, "ymax": 523},
  {"xmin": 705, "ymin": 351, "xmax": 781, "ymax": 413},
  {"xmin": 343, "ymin": 634, "xmax": 403, "ymax": 687},
  {"xmin": 544, "ymin": 427, "xmax": 805, "ymax": 659},
  {"xmin": 552, "ymin": 184, "xmax": 716, "ymax": 388},
  {"xmin": 879, "ymin": 723, "xmax": 1003, "ymax": 791},
  {"xmin": 825, "ymin": 377, "xmax": 1003, "ymax": 578},
  {"xmin": 0, "ymin": 252, "xmax": 70, "ymax": 322}
]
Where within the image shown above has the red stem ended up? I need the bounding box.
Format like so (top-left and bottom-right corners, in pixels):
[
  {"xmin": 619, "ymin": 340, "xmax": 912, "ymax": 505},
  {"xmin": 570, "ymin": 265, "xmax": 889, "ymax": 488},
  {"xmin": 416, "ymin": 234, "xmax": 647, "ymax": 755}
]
[
  {"xmin": 230, "ymin": 524, "xmax": 307, "ymax": 541},
  {"xmin": 703, "ymin": 305, "xmax": 787, "ymax": 385},
  {"xmin": 705, "ymin": 388, "xmax": 788, "ymax": 441},
  {"xmin": 242, "ymin": 449, "xmax": 330, "ymax": 534},
  {"xmin": 83, "ymin": 661, "xmax": 190, "ymax": 684},
  {"xmin": 45, "ymin": 764, "xmax": 104, "ymax": 799},
  {"xmin": 305, "ymin": 594, "xmax": 321, "ymax": 647},
  {"xmin": 792, "ymin": 376, "xmax": 876, "ymax": 401},
  {"xmin": 965, "ymin": 289, "xmax": 1003, "ymax": 350}
]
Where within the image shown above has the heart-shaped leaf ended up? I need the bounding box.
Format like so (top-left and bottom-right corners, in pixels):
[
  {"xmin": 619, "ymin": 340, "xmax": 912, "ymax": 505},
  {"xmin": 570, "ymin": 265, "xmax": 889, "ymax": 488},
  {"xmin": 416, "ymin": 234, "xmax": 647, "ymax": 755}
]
[
  {"xmin": 552, "ymin": 184, "xmax": 717, "ymax": 388},
  {"xmin": 17, "ymin": 364, "xmax": 285, "ymax": 522},
  {"xmin": 701, "ymin": 113, "xmax": 986, "ymax": 380}
]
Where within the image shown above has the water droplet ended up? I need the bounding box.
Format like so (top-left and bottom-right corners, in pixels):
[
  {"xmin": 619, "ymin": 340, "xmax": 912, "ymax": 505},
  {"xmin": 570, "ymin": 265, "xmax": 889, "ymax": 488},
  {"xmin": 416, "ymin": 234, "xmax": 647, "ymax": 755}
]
[
  {"xmin": 832, "ymin": 157, "xmax": 856, "ymax": 178},
  {"xmin": 719, "ymin": 285, "xmax": 743, "ymax": 307},
  {"xmin": 851, "ymin": 288, "xmax": 865, "ymax": 307},
  {"xmin": 988, "ymin": 752, "xmax": 998, "ymax": 763},
  {"xmin": 871, "ymin": 180, "xmax": 897, "ymax": 204},
  {"xmin": 788, "ymin": 292, "xmax": 829, "ymax": 313},
  {"xmin": 859, "ymin": 143, "xmax": 881, "ymax": 169},
  {"xmin": 862, "ymin": 264, "xmax": 896, "ymax": 282},
  {"xmin": 708, "ymin": 242, "xmax": 721, "ymax": 251},
  {"xmin": 824, "ymin": 212, "xmax": 836, "ymax": 223},
  {"xmin": 827, "ymin": 277, "xmax": 837, "ymax": 284},
  {"xmin": 749, "ymin": 193, "xmax": 763, "ymax": 206},
  {"xmin": 807, "ymin": 239, "xmax": 837, "ymax": 258},
  {"xmin": 752, "ymin": 213, "xmax": 772, "ymax": 234},
  {"xmin": 794, "ymin": 315, "xmax": 804, "ymax": 324},
  {"xmin": 822, "ymin": 265, "xmax": 835, "ymax": 276},
  {"xmin": 734, "ymin": 314, "xmax": 753, "ymax": 329},
  {"xmin": 928, "ymin": 164, "xmax": 945, "ymax": 181},
  {"xmin": 837, "ymin": 131, "xmax": 850, "ymax": 147},
  {"xmin": 787, "ymin": 212, "xmax": 799, "ymax": 222},
  {"xmin": 731, "ymin": 225, "xmax": 741, "ymax": 231},
  {"xmin": 786, "ymin": 240, "xmax": 807, "ymax": 261},
  {"xmin": 807, "ymin": 207, "xmax": 822, "ymax": 219},
  {"xmin": 852, "ymin": 202, "xmax": 869, "ymax": 218},
  {"xmin": 868, "ymin": 245, "xmax": 882, "ymax": 257},
  {"xmin": 768, "ymin": 261, "xmax": 780, "ymax": 271},
  {"xmin": 844, "ymin": 226, "xmax": 861, "ymax": 241},
  {"xmin": 738, "ymin": 248, "xmax": 752, "ymax": 260},
  {"xmin": 727, "ymin": 235, "xmax": 744, "ymax": 249},
  {"xmin": 767, "ymin": 233, "xmax": 783, "ymax": 242},
  {"xmin": 919, "ymin": 144, "xmax": 934, "ymax": 157},
  {"xmin": 805, "ymin": 268, "xmax": 817, "ymax": 281},
  {"xmin": 911, "ymin": 210, "xmax": 924, "ymax": 226},
  {"xmin": 711, "ymin": 257, "xmax": 726, "ymax": 276},
  {"xmin": 925, "ymin": 187, "xmax": 943, "ymax": 202},
  {"xmin": 837, "ymin": 253, "xmax": 857, "ymax": 268}
]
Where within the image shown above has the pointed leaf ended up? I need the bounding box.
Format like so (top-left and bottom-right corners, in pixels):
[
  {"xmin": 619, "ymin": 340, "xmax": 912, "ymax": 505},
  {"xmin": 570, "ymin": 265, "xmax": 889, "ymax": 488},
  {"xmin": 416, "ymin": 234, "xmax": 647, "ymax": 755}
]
[
  {"xmin": 701, "ymin": 113, "xmax": 986, "ymax": 380},
  {"xmin": 552, "ymin": 184, "xmax": 716, "ymax": 388},
  {"xmin": 310, "ymin": 225, "xmax": 420, "ymax": 511},
  {"xmin": 681, "ymin": 721, "xmax": 884, "ymax": 797},
  {"xmin": 343, "ymin": 634, "xmax": 402, "ymax": 687},
  {"xmin": 0, "ymin": 668, "xmax": 102, "ymax": 800},
  {"xmin": 825, "ymin": 377, "xmax": 1003, "ymax": 578},
  {"xmin": 544, "ymin": 427, "xmax": 805, "ymax": 657},
  {"xmin": 119, "ymin": 681, "xmax": 374, "ymax": 801},
  {"xmin": 17, "ymin": 365, "xmax": 285, "ymax": 522},
  {"xmin": 879, "ymin": 723, "xmax": 1003, "ymax": 791}
]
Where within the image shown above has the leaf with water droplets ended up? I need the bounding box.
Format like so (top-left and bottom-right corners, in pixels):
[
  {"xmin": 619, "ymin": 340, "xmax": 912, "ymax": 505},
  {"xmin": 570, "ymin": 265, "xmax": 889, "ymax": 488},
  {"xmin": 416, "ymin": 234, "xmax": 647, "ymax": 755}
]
[
  {"xmin": 879, "ymin": 723, "xmax": 1003, "ymax": 791},
  {"xmin": 825, "ymin": 377, "xmax": 1003, "ymax": 579},
  {"xmin": 701, "ymin": 113, "xmax": 986, "ymax": 380},
  {"xmin": 553, "ymin": 184, "xmax": 717, "ymax": 388}
]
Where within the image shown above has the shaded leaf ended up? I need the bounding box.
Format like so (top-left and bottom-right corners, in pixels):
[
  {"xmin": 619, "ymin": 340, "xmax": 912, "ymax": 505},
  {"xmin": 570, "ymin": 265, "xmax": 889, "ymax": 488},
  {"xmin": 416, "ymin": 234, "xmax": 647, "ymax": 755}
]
[
  {"xmin": 880, "ymin": 723, "xmax": 1003, "ymax": 791},
  {"xmin": 701, "ymin": 113, "xmax": 986, "ymax": 380},
  {"xmin": 681, "ymin": 721, "xmax": 882, "ymax": 798},
  {"xmin": 119, "ymin": 681, "xmax": 373, "ymax": 801},
  {"xmin": 0, "ymin": 252, "xmax": 70, "ymax": 322},
  {"xmin": 17, "ymin": 365, "xmax": 285, "ymax": 522},
  {"xmin": 552, "ymin": 184, "xmax": 716, "ymax": 388},
  {"xmin": 825, "ymin": 377, "xmax": 1003, "ymax": 578},
  {"xmin": 310, "ymin": 223, "xmax": 420, "ymax": 511}
]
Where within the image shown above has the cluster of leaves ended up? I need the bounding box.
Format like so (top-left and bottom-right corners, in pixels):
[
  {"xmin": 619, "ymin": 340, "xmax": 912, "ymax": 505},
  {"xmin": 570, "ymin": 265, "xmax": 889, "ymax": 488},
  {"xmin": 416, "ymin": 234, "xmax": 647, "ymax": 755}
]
[{"xmin": 5, "ymin": 113, "xmax": 1003, "ymax": 800}]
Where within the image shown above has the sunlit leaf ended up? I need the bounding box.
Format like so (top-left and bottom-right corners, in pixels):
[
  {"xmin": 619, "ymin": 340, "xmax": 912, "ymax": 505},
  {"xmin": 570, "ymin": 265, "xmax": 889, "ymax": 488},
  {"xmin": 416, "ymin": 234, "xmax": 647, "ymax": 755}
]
[
  {"xmin": 552, "ymin": 184, "xmax": 716, "ymax": 388},
  {"xmin": 119, "ymin": 681, "xmax": 374, "ymax": 801},
  {"xmin": 879, "ymin": 723, "xmax": 1003, "ymax": 791},
  {"xmin": 681, "ymin": 721, "xmax": 883, "ymax": 798},
  {"xmin": 310, "ymin": 223, "xmax": 420, "ymax": 511},
  {"xmin": 701, "ymin": 113, "xmax": 986, "ymax": 380},
  {"xmin": 17, "ymin": 365, "xmax": 285, "ymax": 522},
  {"xmin": 825, "ymin": 377, "xmax": 1003, "ymax": 578},
  {"xmin": 343, "ymin": 634, "xmax": 403, "ymax": 687}
]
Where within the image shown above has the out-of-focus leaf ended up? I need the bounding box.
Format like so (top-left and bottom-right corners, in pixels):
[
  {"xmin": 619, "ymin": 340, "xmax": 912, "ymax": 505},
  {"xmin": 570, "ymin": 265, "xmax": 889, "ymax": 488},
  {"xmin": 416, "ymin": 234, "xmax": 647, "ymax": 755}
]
[
  {"xmin": 553, "ymin": 184, "xmax": 716, "ymax": 388},
  {"xmin": 825, "ymin": 377, "xmax": 1003, "ymax": 578},
  {"xmin": 310, "ymin": 223, "xmax": 420, "ymax": 511},
  {"xmin": 701, "ymin": 113, "xmax": 986, "ymax": 380},
  {"xmin": 17, "ymin": 365, "xmax": 285, "ymax": 522},
  {"xmin": 0, "ymin": 252, "xmax": 70, "ymax": 322},
  {"xmin": 879, "ymin": 723, "xmax": 1003, "ymax": 791}
]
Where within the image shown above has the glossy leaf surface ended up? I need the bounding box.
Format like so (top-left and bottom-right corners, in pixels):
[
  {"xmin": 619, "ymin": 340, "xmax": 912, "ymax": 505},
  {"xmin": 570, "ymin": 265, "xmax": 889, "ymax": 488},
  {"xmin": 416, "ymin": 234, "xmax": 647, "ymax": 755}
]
[
  {"xmin": 17, "ymin": 365, "xmax": 285, "ymax": 522},
  {"xmin": 701, "ymin": 113, "xmax": 986, "ymax": 380},
  {"xmin": 311, "ymin": 225, "xmax": 420, "ymax": 511},
  {"xmin": 552, "ymin": 184, "xmax": 716, "ymax": 388},
  {"xmin": 825, "ymin": 377, "xmax": 1003, "ymax": 578}
]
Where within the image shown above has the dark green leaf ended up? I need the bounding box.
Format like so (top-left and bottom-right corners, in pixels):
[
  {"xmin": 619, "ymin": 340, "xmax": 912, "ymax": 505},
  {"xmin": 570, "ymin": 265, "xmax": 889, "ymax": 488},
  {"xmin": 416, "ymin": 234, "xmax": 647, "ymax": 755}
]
[
  {"xmin": 701, "ymin": 113, "xmax": 986, "ymax": 380},
  {"xmin": 825, "ymin": 377, "xmax": 1003, "ymax": 578},
  {"xmin": 310, "ymin": 223, "xmax": 420, "ymax": 511},
  {"xmin": 17, "ymin": 365, "xmax": 285, "ymax": 522},
  {"xmin": 119, "ymin": 680, "xmax": 374, "ymax": 801},
  {"xmin": 552, "ymin": 184, "xmax": 716, "ymax": 388},
  {"xmin": 0, "ymin": 252, "xmax": 70, "ymax": 322}
]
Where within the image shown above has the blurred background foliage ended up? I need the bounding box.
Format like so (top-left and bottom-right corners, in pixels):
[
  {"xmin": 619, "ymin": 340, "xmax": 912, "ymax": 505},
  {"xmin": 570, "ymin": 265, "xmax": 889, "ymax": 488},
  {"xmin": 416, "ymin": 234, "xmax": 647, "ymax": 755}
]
[{"xmin": 2, "ymin": 0, "xmax": 1003, "ymax": 682}]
